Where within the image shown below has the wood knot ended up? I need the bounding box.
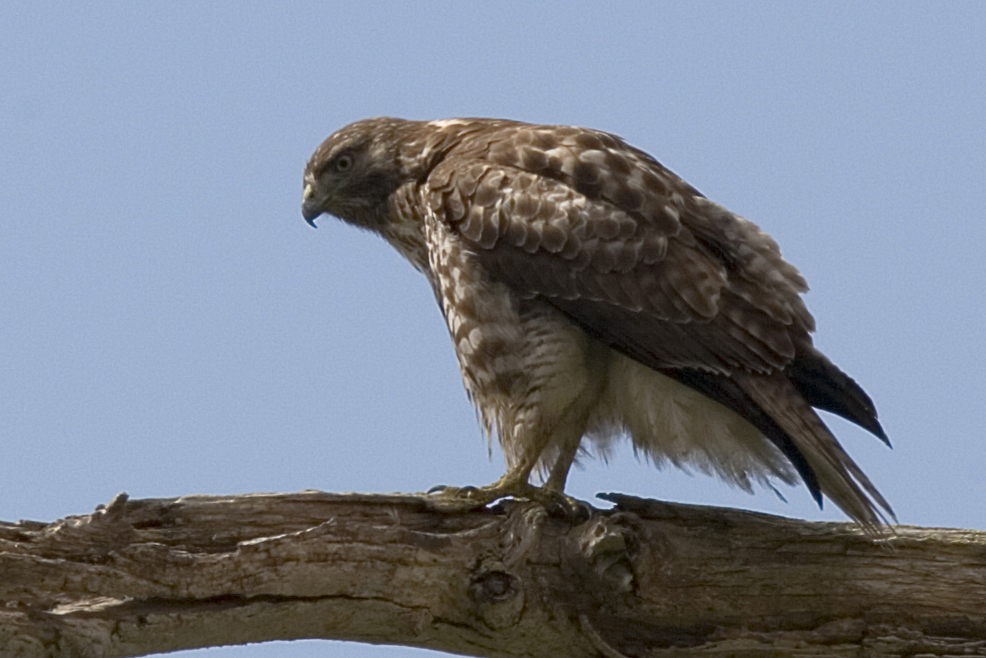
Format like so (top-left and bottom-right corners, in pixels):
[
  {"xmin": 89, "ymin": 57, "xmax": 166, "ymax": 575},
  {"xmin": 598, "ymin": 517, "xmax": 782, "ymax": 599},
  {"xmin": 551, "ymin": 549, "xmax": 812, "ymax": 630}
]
[
  {"xmin": 471, "ymin": 570, "xmax": 515, "ymax": 602},
  {"xmin": 468, "ymin": 559, "xmax": 524, "ymax": 630}
]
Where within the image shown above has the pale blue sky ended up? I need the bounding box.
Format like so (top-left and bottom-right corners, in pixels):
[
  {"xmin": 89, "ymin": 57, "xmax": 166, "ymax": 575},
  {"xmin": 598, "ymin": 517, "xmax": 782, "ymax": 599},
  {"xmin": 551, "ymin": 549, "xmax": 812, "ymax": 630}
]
[{"xmin": 2, "ymin": 3, "xmax": 984, "ymax": 657}]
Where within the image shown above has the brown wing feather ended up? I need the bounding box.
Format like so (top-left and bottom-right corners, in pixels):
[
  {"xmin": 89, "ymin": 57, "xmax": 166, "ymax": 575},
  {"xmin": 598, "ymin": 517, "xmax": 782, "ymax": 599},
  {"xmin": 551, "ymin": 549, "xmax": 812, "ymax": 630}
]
[{"xmin": 427, "ymin": 156, "xmax": 803, "ymax": 375}]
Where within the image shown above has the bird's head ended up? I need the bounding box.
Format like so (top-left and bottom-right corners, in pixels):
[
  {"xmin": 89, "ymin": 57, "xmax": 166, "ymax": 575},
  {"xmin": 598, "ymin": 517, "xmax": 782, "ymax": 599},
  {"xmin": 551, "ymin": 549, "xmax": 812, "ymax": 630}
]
[{"xmin": 301, "ymin": 117, "xmax": 414, "ymax": 231}]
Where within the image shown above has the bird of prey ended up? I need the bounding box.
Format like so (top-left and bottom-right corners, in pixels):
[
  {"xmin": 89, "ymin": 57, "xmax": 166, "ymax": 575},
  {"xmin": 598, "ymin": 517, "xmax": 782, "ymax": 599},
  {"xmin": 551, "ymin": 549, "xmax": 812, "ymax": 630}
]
[{"xmin": 302, "ymin": 117, "xmax": 893, "ymax": 528}]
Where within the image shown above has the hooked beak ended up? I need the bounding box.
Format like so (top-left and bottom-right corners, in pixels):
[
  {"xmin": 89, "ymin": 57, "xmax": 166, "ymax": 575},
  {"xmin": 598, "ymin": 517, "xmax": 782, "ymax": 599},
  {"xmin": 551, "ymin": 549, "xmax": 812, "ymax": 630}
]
[{"xmin": 301, "ymin": 183, "xmax": 322, "ymax": 227}]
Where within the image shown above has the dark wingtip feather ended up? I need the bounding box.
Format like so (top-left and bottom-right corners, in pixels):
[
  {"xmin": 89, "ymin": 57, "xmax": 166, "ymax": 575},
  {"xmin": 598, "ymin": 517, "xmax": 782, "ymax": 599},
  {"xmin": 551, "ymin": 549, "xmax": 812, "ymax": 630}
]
[
  {"xmin": 871, "ymin": 421, "xmax": 891, "ymax": 448},
  {"xmin": 787, "ymin": 347, "xmax": 891, "ymax": 446}
]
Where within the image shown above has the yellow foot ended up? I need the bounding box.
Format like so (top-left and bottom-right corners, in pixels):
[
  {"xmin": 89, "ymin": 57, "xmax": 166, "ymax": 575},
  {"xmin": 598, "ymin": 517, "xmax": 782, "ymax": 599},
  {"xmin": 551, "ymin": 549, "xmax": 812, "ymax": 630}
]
[
  {"xmin": 426, "ymin": 479, "xmax": 593, "ymax": 522},
  {"xmin": 426, "ymin": 476, "xmax": 537, "ymax": 506}
]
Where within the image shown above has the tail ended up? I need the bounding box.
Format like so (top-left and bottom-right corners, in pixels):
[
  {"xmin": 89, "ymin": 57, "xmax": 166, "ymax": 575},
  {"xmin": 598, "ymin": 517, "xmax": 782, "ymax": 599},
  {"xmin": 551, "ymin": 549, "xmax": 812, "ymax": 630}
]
[{"xmin": 738, "ymin": 371, "xmax": 895, "ymax": 531}]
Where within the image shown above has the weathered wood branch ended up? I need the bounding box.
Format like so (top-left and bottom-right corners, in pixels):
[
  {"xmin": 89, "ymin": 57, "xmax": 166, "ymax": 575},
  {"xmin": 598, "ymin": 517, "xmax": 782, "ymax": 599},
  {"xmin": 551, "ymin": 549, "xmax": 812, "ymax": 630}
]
[{"xmin": 1, "ymin": 491, "xmax": 984, "ymax": 657}]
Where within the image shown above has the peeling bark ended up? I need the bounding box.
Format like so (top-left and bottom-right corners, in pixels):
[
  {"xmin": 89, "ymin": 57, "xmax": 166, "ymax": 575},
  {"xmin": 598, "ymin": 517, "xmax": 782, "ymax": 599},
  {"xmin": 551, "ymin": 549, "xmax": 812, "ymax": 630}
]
[{"xmin": 1, "ymin": 491, "xmax": 984, "ymax": 657}]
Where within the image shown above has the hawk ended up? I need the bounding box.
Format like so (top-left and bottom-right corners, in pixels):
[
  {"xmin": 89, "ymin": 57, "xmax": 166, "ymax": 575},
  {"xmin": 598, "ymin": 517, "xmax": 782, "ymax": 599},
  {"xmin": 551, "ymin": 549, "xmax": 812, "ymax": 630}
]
[{"xmin": 302, "ymin": 117, "xmax": 893, "ymax": 528}]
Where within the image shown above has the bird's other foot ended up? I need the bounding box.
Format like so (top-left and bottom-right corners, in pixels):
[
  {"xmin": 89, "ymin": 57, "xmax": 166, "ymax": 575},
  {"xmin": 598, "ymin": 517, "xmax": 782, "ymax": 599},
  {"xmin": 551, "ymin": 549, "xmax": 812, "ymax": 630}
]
[{"xmin": 426, "ymin": 478, "xmax": 593, "ymax": 522}]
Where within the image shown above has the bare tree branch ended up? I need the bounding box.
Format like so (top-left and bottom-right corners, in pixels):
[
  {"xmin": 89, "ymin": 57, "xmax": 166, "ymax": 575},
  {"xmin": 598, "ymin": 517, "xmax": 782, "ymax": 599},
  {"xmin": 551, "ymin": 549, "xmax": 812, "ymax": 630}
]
[{"xmin": 1, "ymin": 491, "xmax": 984, "ymax": 657}]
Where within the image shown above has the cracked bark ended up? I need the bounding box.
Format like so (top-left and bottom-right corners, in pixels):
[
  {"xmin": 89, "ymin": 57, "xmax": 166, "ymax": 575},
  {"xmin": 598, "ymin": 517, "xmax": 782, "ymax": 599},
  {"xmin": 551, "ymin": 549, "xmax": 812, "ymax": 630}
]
[{"xmin": 1, "ymin": 491, "xmax": 984, "ymax": 658}]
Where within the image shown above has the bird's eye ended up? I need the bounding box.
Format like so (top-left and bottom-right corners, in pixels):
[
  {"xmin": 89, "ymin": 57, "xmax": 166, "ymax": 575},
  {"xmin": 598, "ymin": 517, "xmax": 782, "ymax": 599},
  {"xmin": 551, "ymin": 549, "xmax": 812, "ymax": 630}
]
[{"xmin": 334, "ymin": 154, "xmax": 354, "ymax": 173}]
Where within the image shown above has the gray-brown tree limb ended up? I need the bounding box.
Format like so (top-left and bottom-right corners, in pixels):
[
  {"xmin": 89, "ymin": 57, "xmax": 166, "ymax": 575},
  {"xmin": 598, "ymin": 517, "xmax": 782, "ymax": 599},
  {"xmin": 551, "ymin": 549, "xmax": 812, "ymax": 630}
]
[{"xmin": 1, "ymin": 491, "xmax": 984, "ymax": 658}]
